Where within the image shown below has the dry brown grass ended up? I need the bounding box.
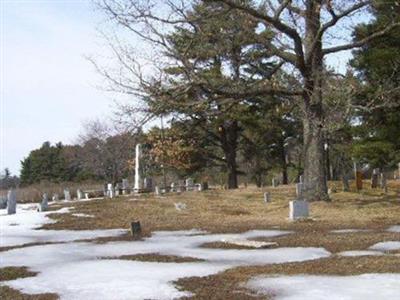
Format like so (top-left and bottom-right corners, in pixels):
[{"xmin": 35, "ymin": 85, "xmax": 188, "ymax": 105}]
[
  {"xmin": 2, "ymin": 180, "xmax": 399, "ymax": 299},
  {"xmin": 0, "ymin": 267, "xmax": 58, "ymax": 300},
  {"xmin": 102, "ymin": 254, "xmax": 205, "ymax": 263}
]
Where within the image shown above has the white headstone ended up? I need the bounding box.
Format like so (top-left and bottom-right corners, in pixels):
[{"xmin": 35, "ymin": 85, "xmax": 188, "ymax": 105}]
[
  {"xmin": 64, "ymin": 189, "xmax": 71, "ymax": 201},
  {"xmin": 289, "ymin": 200, "xmax": 309, "ymax": 220},
  {"xmin": 7, "ymin": 189, "xmax": 17, "ymax": 214},
  {"xmin": 77, "ymin": 189, "xmax": 84, "ymax": 200},
  {"xmin": 134, "ymin": 144, "xmax": 143, "ymax": 191},
  {"xmin": 107, "ymin": 183, "xmax": 114, "ymax": 198}
]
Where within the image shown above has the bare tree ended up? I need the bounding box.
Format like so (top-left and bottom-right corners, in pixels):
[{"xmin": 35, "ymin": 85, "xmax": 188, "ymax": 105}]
[{"xmin": 96, "ymin": 0, "xmax": 399, "ymax": 200}]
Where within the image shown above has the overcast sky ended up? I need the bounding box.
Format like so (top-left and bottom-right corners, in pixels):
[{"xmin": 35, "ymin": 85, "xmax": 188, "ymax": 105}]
[{"xmin": 1, "ymin": 0, "xmax": 362, "ymax": 176}]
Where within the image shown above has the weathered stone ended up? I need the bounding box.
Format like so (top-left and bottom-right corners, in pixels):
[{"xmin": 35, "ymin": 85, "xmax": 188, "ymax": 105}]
[
  {"xmin": 64, "ymin": 189, "xmax": 71, "ymax": 201},
  {"xmin": 371, "ymin": 168, "xmax": 379, "ymax": 189},
  {"xmin": 122, "ymin": 179, "xmax": 129, "ymax": 194},
  {"xmin": 52, "ymin": 193, "xmax": 59, "ymax": 202},
  {"xmin": 272, "ymin": 178, "xmax": 278, "ymax": 188},
  {"xmin": 289, "ymin": 200, "xmax": 309, "ymax": 220},
  {"xmin": 130, "ymin": 221, "xmax": 141, "ymax": 237},
  {"xmin": 0, "ymin": 195, "xmax": 7, "ymax": 209},
  {"xmin": 202, "ymin": 182, "xmax": 209, "ymax": 190},
  {"xmin": 185, "ymin": 178, "xmax": 194, "ymax": 191},
  {"xmin": 299, "ymin": 175, "xmax": 304, "ymax": 183},
  {"xmin": 7, "ymin": 189, "xmax": 17, "ymax": 215},
  {"xmin": 195, "ymin": 183, "xmax": 202, "ymax": 191},
  {"xmin": 264, "ymin": 192, "xmax": 270, "ymax": 203},
  {"xmin": 77, "ymin": 189, "xmax": 84, "ymax": 200},
  {"xmin": 144, "ymin": 178, "xmax": 153, "ymax": 191},
  {"xmin": 38, "ymin": 193, "xmax": 49, "ymax": 212},
  {"xmin": 107, "ymin": 183, "xmax": 114, "ymax": 198}
]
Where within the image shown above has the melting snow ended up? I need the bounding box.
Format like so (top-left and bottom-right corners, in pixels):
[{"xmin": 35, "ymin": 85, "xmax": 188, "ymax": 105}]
[
  {"xmin": 71, "ymin": 213, "xmax": 95, "ymax": 218},
  {"xmin": 0, "ymin": 204, "xmax": 125, "ymax": 247},
  {"xmin": 246, "ymin": 274, "xmax": 400, "ymax": 300},
  {"xmin": 387, "ymin": 225, "xmax": 400, "ymax": 233},
  {"xmin": 337, "ymin": 250, "xmax": 383, "ymax": 257},
  {"xmin": 369, "ymin": 241, "xmax": 400, "ymax": 252},
  {"xmin": 330, "ymin": 229, "xmax": 370, "ymax": 234}
]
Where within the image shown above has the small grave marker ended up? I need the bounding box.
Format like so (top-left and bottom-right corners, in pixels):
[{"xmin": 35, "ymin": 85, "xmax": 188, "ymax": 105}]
[
  {"xmin": 289, "ymin": 200, "xmax": 309, "ymax": 220},
  {"xmin": 7, "ymin": 189, "xmax": 17, "ymax": 215},
  {"xmin": 130, "ymin": 221, "xmax": 142, "ymax": 238}
]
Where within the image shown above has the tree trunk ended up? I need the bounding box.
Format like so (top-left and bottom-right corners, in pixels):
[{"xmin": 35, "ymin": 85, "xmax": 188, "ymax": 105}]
[
  {"xmin": 303, "ymin": 116, "xmax": 329, "ymax": 201},
  {"xmin": 220, "ymin": 120, "xmax": 239, "ymax": 189},
  {"xmin": 279, "ymin": 138, "xmax": 288, "ymax": 184}
]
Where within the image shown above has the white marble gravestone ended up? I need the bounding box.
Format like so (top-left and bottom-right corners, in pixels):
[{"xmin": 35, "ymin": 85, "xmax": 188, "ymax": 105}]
[
  {"xmin": 107, "ymin": 183, "xmax": 114, "ymax": 198},
  {"xmin": 7, "ymin": 189, "xmax": 17, "ymax": 215},
  {"xmin": 77, "ymin": 189, "xmax": 84, "ymax": 200},
  {"xmin": 134, "ymin": 144, "xmax": 143, "ymax": 192},
  {"xmin": 289, "ymin": 200, "xmax": 309, "ymax": 220},
  {"xmin": 64, "ymin": 189, "xmax": 71, "ymax": 201}
]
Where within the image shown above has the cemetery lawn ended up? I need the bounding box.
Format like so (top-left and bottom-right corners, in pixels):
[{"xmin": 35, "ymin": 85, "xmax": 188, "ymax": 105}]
[{"xmin": 1, "ymin": 180, "xmax": 399, "ymax": 299}]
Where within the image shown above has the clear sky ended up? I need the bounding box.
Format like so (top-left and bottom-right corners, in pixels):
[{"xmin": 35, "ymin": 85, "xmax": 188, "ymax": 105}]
[
  {"xmin": 1, "ymin": 0, "xmax": 366, "ymax": 176},
  {"xmin": 1, "ymin": 0, "xmax": 121, "ymax": 175}
]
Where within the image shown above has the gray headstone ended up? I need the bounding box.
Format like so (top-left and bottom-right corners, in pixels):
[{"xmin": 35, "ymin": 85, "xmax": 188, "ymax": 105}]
[
  {"xmin": 299, "ymin": 175, "xmax": 304, "ymax": 183},
  {"xmin": 264, "ymin": 192, "xmax": 270, "ymax": 203},
  {"xmin": 289, "ymin": 200, "xmax": 309, "ymax": 220},
  {"xmin": 144, "ymin": 178, "xmax": 153, "ymax": 191},
  {"xmin": 185, "ymin": 178, "xmax": 194, "ymax": 190},
  {"xmin": 52, "ymin": 193, "xmax": 59, "ymax": 202},
  {"xmin": 122, "ymin": 179, "xmax": 129, "ymax": 194},
  {"xmin": 272, "ymin": 178, "xmax": 277, "ymax": 188},
  {"xmin": 296, "ymin": 183, "xmax": 304, "ymax": 199},
  {"xmin": 0, "ymin": 195, "xmax": 7, "ymax": 209},
  {"xmin": 38, "ymin": 193, "xmax": 49, "ymax": 212},
  {"xmin": 64, "ymin": 189, "xmax": 71, "ymax": 201},
  {"xmin": 7, "ymin": 189, "xmax": 17, "ymax": 214}
]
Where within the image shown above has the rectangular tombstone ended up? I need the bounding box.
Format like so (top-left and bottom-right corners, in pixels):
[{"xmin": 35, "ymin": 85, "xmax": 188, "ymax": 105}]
[
  {"xmin": 64, "ymin": 189, "xmax": 71, "ymax": 201},
  {"xmin": 299, "ymin": 175, "xmax": 304, "ymax": 183},
  {"xmin": 289, "ymin": 200, "xmax": 309, "ymax": 220},
  {"xmin": 107, "ymin": 183, "xmax": 114, "ymax": 198},
  {"xmin": 144, "ymin": 178, "xmax": 153, "ymax": 191},
  {"xmin": 272, "ymin": 178, "xmax": 277, "ymax": 188},
  {"xmin": 185, "ymin": 178, "xmax": 194, "ymax": 190},
  {"xmin": 202, "ymin": 182, "xmax": 209, "ymax": 190},
  {"xmin": 7, "ymin": 189, "xmax": 17, "ymax": 215},
  {"xmin": 0, "ymin": 196, "xmax": 7, "ymax": 209},
  {"xmin": 264, "ymin": 192, "xmax": 270, "ymax": 203},
  {"xmin": 371, "ymin": 168, "xmax": 379, "ymax": 189},
  {"xmin": 77, "ymin": 189, "xmax": 84, "ymax": 200},
  {"xmin": 122, "ymin": 179, "xmax": 129, "ymax": 194},
  {"xmin": 39, "ymin": 193, "xmax": 49, "ymax": 212}
]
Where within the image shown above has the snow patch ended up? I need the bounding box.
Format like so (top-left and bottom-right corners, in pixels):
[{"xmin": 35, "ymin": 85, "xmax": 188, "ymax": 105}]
[
  {"xmin": 387, "ymin": 225, "xmax": 400, "ymax": 233},
  {"xmin": 337, "ymin": 250, "xmax": 383, "ymax": 257},
  {"xmin": 369, "ymin": 241, "xmax": 400, "ymax": 252},
  {"xmin": 330, "ymin": 229, "xmax": 370, "ymax": 234},
  {"xmin": 246, "ymin": 274, "xmax": 400, "ymax": 300},
  {"xmin": 71, "ymin": 213, "xmax": 94, "ymax": 218}
]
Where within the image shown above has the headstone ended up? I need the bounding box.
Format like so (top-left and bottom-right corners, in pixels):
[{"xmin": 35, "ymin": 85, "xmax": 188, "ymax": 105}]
[
  {"xmin": 195, "ymin": 183, "xmax": 202, "ymax": 191},
  {"xmin": 371, "ymin": 168, "xmax": 379, "ymax": 189},
  {"xmin": 296, "ymin": 183, "xmax": 304, "ymax": 199},
  {"xmin": 134, "ymin": 144, "xmax": 144, "ymax": 192},
  {"xmin": 52, "ymin": 193, "xmax": 59, "ymax": 202},
  {"xmin": 354, "ymin": 162, "xmax": 363, "ymax": 191},
  {"xmin": 202, "ymin": 182, "xmax": 209, "ymax": 190},
  {"xmin": 107, "ymin": 183, "xmax": 114, "ymax": 198},
  {"xmin": 84, "ymin": 192, "xmax": 89, "ymax": 199},
  {"xmin": 38, "ymin": 193, "xmax": 49, "ymax": 212},
  {"xmin": 289, "ymin": 200, "xmax": 309, "ymax": 220},
  {"xmin": 7, "ymin": 189, "xmax": 17, "ymax": 215},
  {"xmin": 144, "ymin": 178, "xmax": 153, "ymax": 191},
  {"xmin": 299, "ymin": 175, "xmax": 304, "ymax": 183},
  {"xmin": 272, "ymin": 178, "xmax": 277, "ymax": 188},
  {"xmin": 130, "ymin": 221, "xmax": 141, "ymax": 238},
  {"xmin": 342, "ymin": 174, "xmax": 350, "ymax": 192},
  {"xmin": 64, "ymin": 189, "xmax": 71, "ymax": 201},
  {"xmin": 122, "ymin": 179, "xmax": 129, "ymax": 195},
  {"xmin": 170, "ymin": 182, "xmax": 176, "ymax": 192},
  {"xmin": 264, "ymin": 192, "xmax": 270, "ymax": 203},
  {"xmin": 155, "ymin": 186, "xmax": 160, "ymax": 196},
  {"xmin": 77, "ymin": 189, "xmax": 84, "ymax": 200},
  {"xmin": 174, "ymin": 202, "xmax": 187, "ymax": 211},
  {"xmin": 380, "ymin": 173, "xmax": 387, "ymax": 192},
  {"xmin": 0, "ymin": 195, "xmax": 7, "ymax": 209},
  {"xmin": 115, "ymin": 183, "xmax": 121, "ymax": 196},
  {"xmin": 185, "ymin": 178, "xmax": 194, "ymax": 191}
]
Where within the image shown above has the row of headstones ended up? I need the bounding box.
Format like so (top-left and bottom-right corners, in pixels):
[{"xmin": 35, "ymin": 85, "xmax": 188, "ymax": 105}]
[
  {"xmin": 155, "ymin": 179, "xmax": 208, "ymax": 195},
  {"xmin": 353, "ymin": 165, "xmax": 389, "ymax": 192}
]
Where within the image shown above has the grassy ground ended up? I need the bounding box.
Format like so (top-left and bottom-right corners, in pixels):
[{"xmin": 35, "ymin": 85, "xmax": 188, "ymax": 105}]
[{"xmin": 1, "ymin": 180, "xmax": 399, "ymax": 299}]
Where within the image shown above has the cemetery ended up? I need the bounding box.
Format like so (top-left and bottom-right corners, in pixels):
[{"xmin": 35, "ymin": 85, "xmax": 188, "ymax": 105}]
[{"xmin": 2, "ymin": 0, "xmax": 400, "ymax": 299}]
